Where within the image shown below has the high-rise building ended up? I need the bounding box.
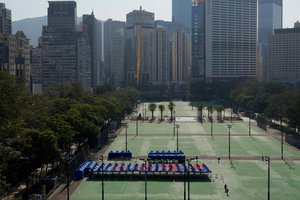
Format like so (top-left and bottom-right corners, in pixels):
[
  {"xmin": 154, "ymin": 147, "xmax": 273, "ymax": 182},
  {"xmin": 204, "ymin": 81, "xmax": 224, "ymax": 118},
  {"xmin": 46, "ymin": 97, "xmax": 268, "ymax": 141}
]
[
  {"xmin": 191, "ymin": 0, "xmax": 205, "ymax": 82},
  {"xmin": 0, "ymin": 31, "xmax": 30, "ymax": 86},
  {"xmin": 205, "ymin": 0, "xmax": 257, "ymax": 80},
  {"xmin": 268, "ymin": 22, "xmax": 300, "ymax": 84},
  {"xmin": 149, "ymin": 28, "xmax": 169, "ymax": 85},
  {"xmin": 0, "ymin": 3, "xmax": 11, "ymax": 34},
  {"xmin": 111, "ymin": 29, "xmax": 125, "ymax": 87},
  {"xmin": 41, "ymin": 1, "xmax": 92, "ymax": 90},
  {"xmin": 258, "ymin": 0, "xmax": 282, "ymax": 80},
  {"xmin": 172, "ymin": 0, "xmax": 192, "ymax": 34},
  {"xmin": 126, "ymin": 8, "xmax": 155, "ymax": 85},
  {"xmin": 82, "ymin": 12, "xmax": 98, "ymax": 88},
  {"xmin": 48, "ymin": 1, "xmax": 77, "ymax": 32},
  {"xmin": 104, "ymin": 19, "xmax": 126, "ymax": 83},
  {"xmin": 172, "ymin": 30, "xmax": 191, "ymax": 84},
  {"xmin": 77, "ymin": 32, "xmax": 92, "ymax": 91}
]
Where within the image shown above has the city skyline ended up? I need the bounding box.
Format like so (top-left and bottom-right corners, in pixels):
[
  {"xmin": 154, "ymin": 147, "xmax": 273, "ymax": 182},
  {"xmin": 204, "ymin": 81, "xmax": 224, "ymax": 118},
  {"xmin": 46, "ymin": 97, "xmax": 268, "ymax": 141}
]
[{"xmin": 2, "ymin": 0, "xmax": 300, "ymax": 28}]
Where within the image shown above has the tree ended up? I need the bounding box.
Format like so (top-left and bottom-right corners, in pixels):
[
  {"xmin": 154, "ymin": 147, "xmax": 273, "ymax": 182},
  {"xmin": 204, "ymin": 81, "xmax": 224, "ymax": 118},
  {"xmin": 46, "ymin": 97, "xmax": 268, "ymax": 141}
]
[
  {"xmin": 195, "ymin": 102, "xmax": 204, "ymax": 122},
  {"xmin": 158, "ymin": 104, "xmax": 165, "ymax": 121},
  {"xmin": 148, "ymin": 103, "xmax": 157, "ymax": 120},
  {"xmin": 207, "ymin": 105, "xmax": 214, "ymax": 120},
  {"xmin": 168, "ymin": 102, "xmax": 176, "ymax": 121},
  {"xmin": 215, "ymin": 105, "xmax": 224, "ymax": 120}
]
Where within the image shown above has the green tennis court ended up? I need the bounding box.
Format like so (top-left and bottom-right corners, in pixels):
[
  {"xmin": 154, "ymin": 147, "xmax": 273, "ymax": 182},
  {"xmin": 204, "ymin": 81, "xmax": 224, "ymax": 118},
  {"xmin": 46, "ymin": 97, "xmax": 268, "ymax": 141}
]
[{"xmin": 71, "ymin": 101, "xmax": 300, "ymax": 200}]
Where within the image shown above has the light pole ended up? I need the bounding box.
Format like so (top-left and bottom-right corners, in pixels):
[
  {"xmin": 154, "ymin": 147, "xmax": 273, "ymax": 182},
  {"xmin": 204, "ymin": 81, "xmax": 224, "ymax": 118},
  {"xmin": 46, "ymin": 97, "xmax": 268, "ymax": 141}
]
[
  {"xmin": 231, "ymin": 107, "xmax": 233, "ymax": 123},
  {"xmin": 176, "ymin": 125, "xmax": 180, "ymax": 152},
  {"xmin": 187, "ymin": 158, "xmax": 196, "ymax": 200},
  {"xmin": 211, "ymin": 117, "xmax": 213, "ymax": 139},
  {"xmin": 264, "ymin": 156, "xmax": 271, "ymax": 200},
  {"xmin": 140, "ymin": 158, "xmax": 148, "ymax": 200},
  {"xmin": 173, "ymin": 111, "xmax": 176, "ymax": 137},
  {"xmin": 249, "ymin": 111, "xmax": 251, "ymax": 136},
  {"xmin": 227, "ymin": 124, "xmax": 232, "ymax": 159},
  {"xmin": 100, "ymin": 155, "xmax": 104, "ymax": 200},
  {"xmin": 280, "ymin": 118, "xmax": 284, "ymax": 159},
  {"xmin": 136, "ymin": 113, "xmax": 139, "ymax": 136},
  {"xmin": 124, "ymin": 124, "xmax": 128, "ymax": 151},
  {"xmin": 184, "ymin": 162, "xmax": 186, "ymax": 200}
]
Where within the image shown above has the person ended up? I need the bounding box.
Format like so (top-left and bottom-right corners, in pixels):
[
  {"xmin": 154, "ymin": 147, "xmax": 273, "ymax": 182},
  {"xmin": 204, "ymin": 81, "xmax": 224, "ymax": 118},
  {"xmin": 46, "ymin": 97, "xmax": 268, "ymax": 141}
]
[
  {"xmin": 226, "ymin": 188, "xmax": 229, "ymax": 196},
  {"xmin": 224, "ymin": 184, "xmax": 227, "ymax": 192},
  {"xmin": 218, "ymin": 157, "xmax": 220, "ymax": 163}
]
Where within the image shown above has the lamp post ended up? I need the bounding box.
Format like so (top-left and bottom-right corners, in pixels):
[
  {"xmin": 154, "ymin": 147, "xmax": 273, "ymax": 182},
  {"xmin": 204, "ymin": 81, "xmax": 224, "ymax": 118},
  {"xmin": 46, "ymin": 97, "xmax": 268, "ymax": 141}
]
[
  {"xmin": 249, "ymin": 111, "xmax": 251, "ymax": 136},
  {"xmin": 124, "ymin": 124, "xmax": 128, "ymax": 151},
  {"xmin": 227, "ymin": 124, "xmax": 232, "ymax": 159},
  {"xmin": 100, "ymin": 155, "xmax": 104, "ymax": 200},
  {"xmin": 136, "ymin": 112, "xmax": 139, "ymax": 136},
  {"xmin": 280, "ymin": 118, "xmax": 284, "ymax": 159},
  {"xmin": 211, "ymin": 117, "xmax": 213, "ymax": 139},
  {"xmin": 184, "ymin": 162, "xmax": 186, "ymax": 200},
  {"xmin": 187, "ymin": 158, "xmax": 196, "ymax": 200},
  {"xmin": 140, "ymin": 158, "xmax": 148, "ymax": 200},
  {"xmin": 265, "ymin": 156, "xmax": 271, "ymax": 200},
  {"xmin": 173, "ymin": 111, "xmax": 176, "ymax": 137},
  {"xmin": 231, "ymin": 107, "xmax": 233, "ymax": 123},
  {"xmin": 176, "ymin": 125, "xmax": 180, "ymax": 152}
]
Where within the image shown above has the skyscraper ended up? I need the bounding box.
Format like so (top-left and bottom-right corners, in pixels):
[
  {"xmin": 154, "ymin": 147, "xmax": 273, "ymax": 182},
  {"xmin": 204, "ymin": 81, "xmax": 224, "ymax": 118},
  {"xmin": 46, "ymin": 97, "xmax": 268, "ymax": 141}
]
[
  {"xmin": 126, "ymin": 7, "xmax": 155, "ymax": 85},
  {"xmin": 111, "ymin": 29, "xmax": 125, "ymax": 87},
  {"xmin": 82, "ymin": 12, "xmax": 98, "ymax": 88},
  {"xmin": 47, "ymin": 1, "xmax": 77, "ymax": 32},
  {"xmin": 191, "ymin": 0, "xmax": 205, "ymax": 82},
  {"xmin": 268, "ymin": 22, "xmax": 300, "ymax": 84},
  {"xmin": 0, "ymin": 3, "xmax": 11, "ymax": 34},
  {"xmin": 172, "ymin": 0, "xmax": 192, "ymax": 33},
  {"xmin": 258, "ymin": 0, "xmax": 282, "ymax": 80},
  {"xmin": 172, "ymin": 30, "xmax": 191, "ymax": 84},
  {"xmin": 205, "ymin": 0, "xmax": 257, "ymax": 80},
  {"xmin": 42, "ymin": 1, "xmax": 91, "ymax": 90},
  {"xmin": 104, "ymin": 19, "xmax": 126, "ymax": 84}
]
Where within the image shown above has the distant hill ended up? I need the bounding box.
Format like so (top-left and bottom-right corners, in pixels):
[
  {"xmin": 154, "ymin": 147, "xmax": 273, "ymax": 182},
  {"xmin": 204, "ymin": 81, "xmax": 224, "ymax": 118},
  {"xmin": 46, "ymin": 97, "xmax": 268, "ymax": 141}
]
[
  {"xmin": 12, "ymin": 16, "xmax": 83, "ymax": 48},
  {"xmin": 12, "ymin": 16, "xmax": 47, "ymax": 47}
]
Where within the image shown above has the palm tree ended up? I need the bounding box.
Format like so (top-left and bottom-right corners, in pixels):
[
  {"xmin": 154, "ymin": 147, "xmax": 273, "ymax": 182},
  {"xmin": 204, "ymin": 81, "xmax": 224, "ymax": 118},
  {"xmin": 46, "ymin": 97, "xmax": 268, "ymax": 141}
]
[
  {"xmin": 158, "ymin": 104, "xmax": 165, "ymax": 121},
  {"xmin": 168, "ymin": 102, "xmax": 176, "ymax": 121},
  {"xmin": 196, "ymin": 102, "xmax": 204, "ymax": 122},
  {"xmin": 207, "ymin": 105, "xmax": 214, "ymax": 120},
  {"xmin": 148, "ymin": 103, "xmax": 157, "ymax": 120},
  {"xmin": 215, "ymin": 105, "xmax": 224, "ymax": 120}
]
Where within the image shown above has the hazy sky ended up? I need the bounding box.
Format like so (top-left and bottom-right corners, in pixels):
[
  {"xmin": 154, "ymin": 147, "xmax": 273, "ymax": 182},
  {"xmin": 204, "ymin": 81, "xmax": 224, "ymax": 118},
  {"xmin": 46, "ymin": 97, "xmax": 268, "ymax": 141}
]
[{"xmin": 2, "ymin": 0, "xmax": 300, "ymax": 28}]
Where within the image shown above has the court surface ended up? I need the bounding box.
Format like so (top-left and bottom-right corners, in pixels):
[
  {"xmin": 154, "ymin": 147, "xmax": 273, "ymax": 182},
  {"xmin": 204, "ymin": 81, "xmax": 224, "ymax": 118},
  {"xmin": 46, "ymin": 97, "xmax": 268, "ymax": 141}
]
[{"xmin": 71, "ymin": 101, "xmax": 300, "ymax": 200}]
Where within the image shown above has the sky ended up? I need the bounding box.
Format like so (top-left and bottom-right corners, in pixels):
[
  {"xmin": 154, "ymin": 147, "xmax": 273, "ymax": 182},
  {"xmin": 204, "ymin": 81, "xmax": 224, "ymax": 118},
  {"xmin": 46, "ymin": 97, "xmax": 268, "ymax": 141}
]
[{"xmin": 2, "ymin": 0, "xmax": 300, "ymax": 28}]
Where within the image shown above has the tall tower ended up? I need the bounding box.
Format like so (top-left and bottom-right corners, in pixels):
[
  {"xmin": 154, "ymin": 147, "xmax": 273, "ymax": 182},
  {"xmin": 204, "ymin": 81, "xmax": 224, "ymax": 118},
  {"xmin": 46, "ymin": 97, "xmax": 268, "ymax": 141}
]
[
  {"xmin": 82, "ymin": 12, "xmax": 98, "ymax": 88},
  {"xmin": 205, "ymin": 0, "xmax": 257, "ymax": 81},
  {"xmin": 172, "ymin": 30, "xmax": 191, "ymax": 84},
  {"xmin": 0, "ymin": 3, "xmax": 11, "ymax": 34},
  {"xmin": 172, "ymin": 0, "xmax": 192, "ymax": 34},
  {"xmin": 191, "ymin": 0, "xmax": 205, "ymax": 83},
  {"xmin": 48, "ymin": 1, "xmax": 77, "ymax": 32},
  {"xmin": 258, "ymin": 0, "xmax": 282, "ymax": 80},
  {"xmin": 126, "ymin": 8, "xmax": 155, "ymax": 85},
  {"xmin": 42, "ymin": 1, "xmax": 81, "ymax": 89}
]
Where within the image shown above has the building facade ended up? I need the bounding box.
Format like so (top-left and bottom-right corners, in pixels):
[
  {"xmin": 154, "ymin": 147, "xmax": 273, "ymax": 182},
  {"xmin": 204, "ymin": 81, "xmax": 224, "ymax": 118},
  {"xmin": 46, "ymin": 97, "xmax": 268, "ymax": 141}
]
[
  {"xmin": 48, "ymin": 1, "xmax": 77, "ymax": 32},
  {"xmin": 191, "ymin": 0, "xmax": 205, "ymax": 82},
  {"xmin": 172, "ymin": 29, "xmax": 191, "ymax": 84},
  {"xmin": 268, "ymin": 23, "xmax": 300, "ymax": 84},
  {"xmin": 172, "ymin": 0, "xmax": 192, "ymax": 34},
  {"xmin": 258, "ymin": 0, "xmax": 282, "ymax": 80},
  {"xmin": 205, "ymin": 0, "xmax": 257, "ymax": 80},
  {"xmin": 111, "ymin": 29, "xmax": 125, "ymax": 87},
  {"xmin": 41, "ymin": 1, "xmax": 92, "ymax": 90},
  {"xmin": 126, "ymin": 8, "xmax": 155, "ymax": 85},
  {"xmin": 104, "ymin": 19, "xmax": 126, "ymax": 84},
  {"xmin": 0, "ymin": 3, "xmax": 11, "ymax": 34}
]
